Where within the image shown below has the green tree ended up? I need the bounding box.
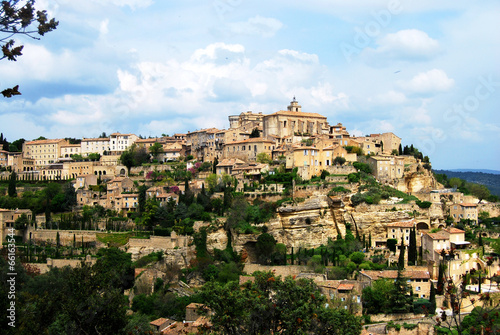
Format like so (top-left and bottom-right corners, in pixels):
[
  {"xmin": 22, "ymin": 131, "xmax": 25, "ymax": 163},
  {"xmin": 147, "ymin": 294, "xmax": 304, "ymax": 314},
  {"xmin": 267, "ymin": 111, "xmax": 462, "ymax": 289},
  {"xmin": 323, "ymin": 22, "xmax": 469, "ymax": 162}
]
[
  {"xmin": 8, "ymin": 171, "xmax": 16, "ymax": 197},
  {"xmin": 397, "ymin": 236, "xmax": 405, "ymax": 269},
  {"xmin": 149, "ymin": 142, "xmax": 163, "ymax": 159},
  {"xmin": 333, "ymin": 156, "xmax": 346, "ymax": 166},
  {"xmin": 349, "ymin": 251, "xmax": 365, "ymax": 265},
  {"xmin": 14, "ymin": 213, "xmax": 29, "ymax": 229},
  {"xmin": 467, "ymin": 183, "xmax": 491, "ymax": 203},
  {"xmin": 408, "ymin": 226, "xmax": 417, "ymax": 265},
  {"xmin": 1, "ymin": 0, "xmax": 58, "ymax": 97},
  {"xmin": 200, "ymin": 272, "xmax": 362, "ymax": 335},
  {"xmin": 256, "ymin": 233, "xmax": 276, "ymax": 265},
  {"xmin": 249, "ymin": 127, "xmax": 260, "ymax": 138},
  {"xmin": 256, "ymin": 152, "xmax": 271, "ymax": 164},
  {"xmin": 389, "ymin": 269, "xmax": 414, "ymax": 313},
  {"xmin": 362, "ymin": 279, "xmax": 394, "ymax": 314}
]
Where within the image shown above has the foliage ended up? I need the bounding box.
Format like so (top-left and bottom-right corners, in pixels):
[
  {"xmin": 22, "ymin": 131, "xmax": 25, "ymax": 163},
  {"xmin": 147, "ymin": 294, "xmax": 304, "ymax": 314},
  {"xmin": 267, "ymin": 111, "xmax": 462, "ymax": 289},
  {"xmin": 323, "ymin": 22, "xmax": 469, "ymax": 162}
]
[
  {"xmin": 8, "ymin": 171, "xmax": 16, "ymax": 197},
  {"xmin": 353, "ymin": 162, "xmax": 372, "ymax": 174},
  {"xmin": 256, "ymin": 152, "xmax": 271, "ymax": 164},
  {"xmin": 416, "ymin": 200, "xmax": 432, "ymax": 209},
  {"xmin": 333, "ymin": 156, "xmax": 346, "ymax": 166},
  {"xmin": 1, "ymin": 0, "xmax": 58, "ymax": 97},
  {"xmin": 362, "ymin": 279, "xmax": 394, "ymax": 314},
  {"xmin": 200, "ymin": 271, "xmax": 363, "ymax": 335}
]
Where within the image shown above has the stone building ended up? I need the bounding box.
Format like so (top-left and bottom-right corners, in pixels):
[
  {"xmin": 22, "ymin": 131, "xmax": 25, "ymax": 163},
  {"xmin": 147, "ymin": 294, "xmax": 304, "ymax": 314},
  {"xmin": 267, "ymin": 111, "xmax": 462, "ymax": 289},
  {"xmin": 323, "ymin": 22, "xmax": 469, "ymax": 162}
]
[
  {"xmin": 0, "ymin": 208, "xmax": 32, "ymax": 243},
  {"xmin": 367, "ymin": 155, "xmax": 405, "ymax": 180},
  {"xmin": 262, "ymin": 98, "xmax": 328, "ymax": 139},
  {"xmin": 23, "ymin": 138, "xmax": 70, "ymax": 167},
  {"xmin": 450, "ymin": 203, "xmax": 478, "ymax": 223},
  {"xmin": 60, "ymin": 144, "xmax": 81, "ymax": 158},
  {"xmin": 359, "ymin": 267, "xmax": 432, "ymax": 299},
  {"xmin": 223, "ymin": 138, "xmax": 275, "ymax": 162},
  {"xmin": 0, "ymin": 150, "xmax": 8, "ymax": 168}
]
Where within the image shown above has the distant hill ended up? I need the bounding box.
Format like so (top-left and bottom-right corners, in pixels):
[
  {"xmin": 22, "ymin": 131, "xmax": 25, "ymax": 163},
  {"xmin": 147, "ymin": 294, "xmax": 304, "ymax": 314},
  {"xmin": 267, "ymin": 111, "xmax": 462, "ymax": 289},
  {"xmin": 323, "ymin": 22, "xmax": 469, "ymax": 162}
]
[
  {"xmin": 433, "ymin": 170, "xmax": 500, "ymax": 196},
  {"xmin": 449, "ymin": 169, "xmax": 500, "ymax": 175}
]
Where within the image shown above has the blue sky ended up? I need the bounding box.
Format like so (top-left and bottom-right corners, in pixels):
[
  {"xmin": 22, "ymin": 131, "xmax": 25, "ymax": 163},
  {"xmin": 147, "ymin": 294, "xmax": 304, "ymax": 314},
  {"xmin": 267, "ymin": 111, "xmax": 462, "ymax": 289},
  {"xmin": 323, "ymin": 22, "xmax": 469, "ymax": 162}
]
[{"xmin": 0, "ymin": 0, "xmax": 499, "ymax": 170}]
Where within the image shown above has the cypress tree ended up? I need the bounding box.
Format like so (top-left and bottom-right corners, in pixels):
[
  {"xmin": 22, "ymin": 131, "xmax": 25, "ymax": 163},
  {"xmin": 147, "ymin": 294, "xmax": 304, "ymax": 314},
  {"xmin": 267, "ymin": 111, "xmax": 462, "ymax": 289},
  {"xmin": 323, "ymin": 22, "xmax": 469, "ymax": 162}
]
[
  {"xmin": 437, "ymin": 263, "xmax": 445, "ymax": 295},
  {"xmin": 408, "ymin": 227, "xmax": 416, "ymax": 265},
  {"xmin": 8, "ymin": 171, "xmax": 17, "ymax": 197},
  {"xmin": 291, "ymin": 247, "xmax": 294, "ymax": 265},
  {"xmin": 398, "ymin": 236, "xmax": 405, "ymax": 270},
  {"xmin": 429, "ymin": 282, "xmax": 436, "ymax": 312},
  {"xmin": 368, "ymin": 233, "xmax": 372, "ymax": 249}
]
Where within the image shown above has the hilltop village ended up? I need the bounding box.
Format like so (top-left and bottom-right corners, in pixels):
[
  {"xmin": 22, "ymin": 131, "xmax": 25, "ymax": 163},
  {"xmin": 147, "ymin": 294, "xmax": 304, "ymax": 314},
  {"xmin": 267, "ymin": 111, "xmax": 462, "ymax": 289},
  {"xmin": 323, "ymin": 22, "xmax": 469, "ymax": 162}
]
[{"xmin": 1, "ymin": 99, "xmax": 499, "ymax": 334}]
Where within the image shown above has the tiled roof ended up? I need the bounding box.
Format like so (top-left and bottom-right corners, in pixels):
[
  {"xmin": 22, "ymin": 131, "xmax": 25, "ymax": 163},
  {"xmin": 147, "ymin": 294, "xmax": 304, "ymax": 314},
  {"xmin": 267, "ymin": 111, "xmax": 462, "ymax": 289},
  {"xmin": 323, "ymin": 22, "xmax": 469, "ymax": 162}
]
[
  {"xmin": 425, "ymin": 232, "xmax": 449, "ymax": 240},
  {"xmin": 266, "ymin": 110, "xmax": 327, "ymax": 118},
  {"xmin": 447, "ymin": 228, "xmax": 465, "ymax": 234},
  {"xmin": 338, "ymin": 283, "xmax": 354, "ymax": 290},
  {"xmin": 361, "ymin": 269, "xmax": 430, "ymax": 280},
  {"xmin": 25, "ymin": 138, "xmax": 66, "ymax": 145},
  {"xmin": 387, "ymin": 220, "xmax": 415, "ymax": 228},
  {"xmin": 225, "ymin": 138, "xmax": 275, "ymax": 145},
  {"xmin": 460, "ymin": 203, "xmax": 478, "ymax": 207}
]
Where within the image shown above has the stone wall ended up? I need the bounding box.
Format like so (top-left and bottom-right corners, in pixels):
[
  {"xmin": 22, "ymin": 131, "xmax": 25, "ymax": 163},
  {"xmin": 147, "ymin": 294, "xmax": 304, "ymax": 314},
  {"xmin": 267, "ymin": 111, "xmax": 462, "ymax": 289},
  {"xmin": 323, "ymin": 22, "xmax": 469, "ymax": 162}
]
[
  {"xmin": 368, "ymin": 313, "xmax": 427, "ymax": 323},
  {"xmin": 28, "ymin": 228, "xmax": 100, "ymax": 246},
  {"xmin": 478, "ymin": 203, "xmax": 500, "ymax": 217},
  {"xmin": 243, "ymin": 264, "xmax": 309, "ymax": 277},
  {"xmin": 28, "ymin": 255, "xmax": 96, "ymax": 274},
  {"xmin": 127, "ymin": 234, "xmax": 191, "ymax": 249}
]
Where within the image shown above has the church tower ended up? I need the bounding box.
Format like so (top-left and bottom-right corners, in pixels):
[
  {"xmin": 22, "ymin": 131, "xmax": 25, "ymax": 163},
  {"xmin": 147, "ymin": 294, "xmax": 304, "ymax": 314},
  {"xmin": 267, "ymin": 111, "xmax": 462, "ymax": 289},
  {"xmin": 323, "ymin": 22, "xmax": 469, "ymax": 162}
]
[{"xmin": 287, "ymin": 96, "xmax": 302, "ymax": 112}]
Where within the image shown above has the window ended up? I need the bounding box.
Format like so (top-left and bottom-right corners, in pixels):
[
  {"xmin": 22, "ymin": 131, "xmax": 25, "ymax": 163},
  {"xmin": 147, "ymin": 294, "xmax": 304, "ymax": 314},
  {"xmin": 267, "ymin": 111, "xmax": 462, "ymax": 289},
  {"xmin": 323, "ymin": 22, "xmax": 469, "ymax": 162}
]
[{"xmin": 416, "ymin": 286, "xmax": 421, "ymax": 291}]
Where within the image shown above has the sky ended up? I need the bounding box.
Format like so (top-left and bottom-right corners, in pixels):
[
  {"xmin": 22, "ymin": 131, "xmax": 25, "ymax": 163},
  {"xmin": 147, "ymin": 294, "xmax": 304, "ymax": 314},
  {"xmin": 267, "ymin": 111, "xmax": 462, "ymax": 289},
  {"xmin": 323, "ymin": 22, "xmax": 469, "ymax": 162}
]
[{"xmin": 0, "ymin": 0, "xmax": 499, "ymax": 171}]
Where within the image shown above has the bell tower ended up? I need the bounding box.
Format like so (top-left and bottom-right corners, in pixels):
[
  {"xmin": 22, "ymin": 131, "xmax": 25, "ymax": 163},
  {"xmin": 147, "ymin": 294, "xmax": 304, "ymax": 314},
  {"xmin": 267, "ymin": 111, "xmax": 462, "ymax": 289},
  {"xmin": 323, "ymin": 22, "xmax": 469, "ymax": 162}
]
[{"xmin": 287, "ymin": 96, "xmax": 301, "ymax": 112}]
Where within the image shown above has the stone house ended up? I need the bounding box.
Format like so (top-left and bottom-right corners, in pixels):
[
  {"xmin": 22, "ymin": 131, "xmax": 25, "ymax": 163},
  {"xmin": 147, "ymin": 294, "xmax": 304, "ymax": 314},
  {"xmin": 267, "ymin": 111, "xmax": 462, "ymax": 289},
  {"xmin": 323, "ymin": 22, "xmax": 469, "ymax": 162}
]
[
  {"xmin": 359, "ymin": 267, "xmax": 431, "ymax": 299},
  {"xmin": 80, "ymin": 137, "xmax": 110, "ymax": 156},
  {"xmin": 7, "ymin": 152, "xmax": 35, "ymax": 173},
  {"xmin": 223, "ymin": 138, "xmax": 275, "ymax": 162},
  {"xmin": 108, "ymin": 133, "xmax": 139, "ymax": 154},
  {"xmin": 367, "ymin": 155, "xmax": 405, "ymax": 181},
  {"xmin": 315, "ymin": 279, "xmax": 366, "ymax": 314},
  {"xmin": 287, "ymin": 145, "xmax": 321, "ymax": 180},
  {"xmin": 386, "ymin": 220, "xmax": 415, "ymax": 246},
  {"xmin": 74, "ymin": 174, "xmax": 98, "ymax": 190},
  {"xmin": 262, "ymin": 99, "xmax": 328, "ymax": 139},
  {"xmin": 419, "ymin": 228, "xmax": 496, "ymax": 283},
  {"xmin": 23, "ymin": 138, "xmax": 70, "ymax": 167},
  {"xmin": 450, "ymin": 203, "xmax": 478, "ymax": 223},
  {"xmin": 149, "ymin": 318, "xmax": 175, "ymax": 333},
  {"xmin": 0, "ymin": 208, "xmax": 32, "ymax": 242},
  {"xmin": 429, "ymin": 189, "xmax": 464, "ymax": 204},
  {"xmin": 216, "ymin": 158, "xmax": 246, "ymax": 176},
  {"xmin": 0, "ymin": 150, "xmax": 8, "ymax": 168},
  {"xmin": 60, "ymin": 144, "xmax": 81, "ymax": 158}
]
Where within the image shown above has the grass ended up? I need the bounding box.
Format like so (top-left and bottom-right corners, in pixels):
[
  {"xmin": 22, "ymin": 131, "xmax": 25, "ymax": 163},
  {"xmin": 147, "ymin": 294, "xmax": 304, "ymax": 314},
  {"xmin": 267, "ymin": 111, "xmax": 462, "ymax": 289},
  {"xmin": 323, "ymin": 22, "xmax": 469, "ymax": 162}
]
[{"xmin": 96, "ymin": 231, "xmax": 150, "ymax": 247}]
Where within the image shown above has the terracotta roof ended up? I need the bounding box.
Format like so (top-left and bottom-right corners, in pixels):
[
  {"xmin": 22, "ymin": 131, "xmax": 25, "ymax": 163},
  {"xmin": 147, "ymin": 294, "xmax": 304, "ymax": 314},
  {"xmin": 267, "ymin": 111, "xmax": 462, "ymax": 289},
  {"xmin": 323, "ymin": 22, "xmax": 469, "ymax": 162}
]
[
  {"xmin": 25, "ymin": 138, "xmax": 66, "ymax": 145},
  {"xmin": 337, "ymin": 283, "xmax": 354, "ymax": 291},
  {"xmin": 81, "ymin": 138, "xmax": 110, "ymax": 142},
  {"xmin": 460, "ymin": 203, "xmax": 478, "ymax": 207},
  {"xmin": 361, "ymin": 269, "xmax": 430, "ymax": 280},
  {"xmin": 266, "ymin": 110, "xmax": 327, "ymax": 119},
  {"xmin": 150, "ymin": 318, "xmax": 168, "ymax": 327},
  {"xmin": 447, "ymin": 228, "xmax": 465, "ymax": 234},
  {"xmin": 217, "ymin": 158, "xmax": 246, "ymax": 167},
  {"xmin": 225, "ymin": 138, "xmax": 275, "ymax": 145},
  {"xmin": 425, "ymin": 232, "xmax": 449, "ymax": 240},
  {"xmin": 387, "ymin": 220, "xmax": 415, "ymax": 228}
]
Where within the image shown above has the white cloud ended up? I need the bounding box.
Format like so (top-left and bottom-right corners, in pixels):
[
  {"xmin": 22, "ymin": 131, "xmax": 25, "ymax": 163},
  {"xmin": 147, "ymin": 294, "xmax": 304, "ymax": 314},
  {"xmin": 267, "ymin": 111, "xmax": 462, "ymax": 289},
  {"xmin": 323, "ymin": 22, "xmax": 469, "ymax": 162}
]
[
  {"xmin": 399, "ymin": 69, "xmax": 455, "ymax": 94},
  {"xmin": 226, "ymin": 16, "xmax": 283, "ymax": 38},
  {"xmin": 373, "ymin": 90, "xmax": 407, "ymax": 105},
  {"xmin": 361, "ymin": 29, "xmax": 440, "ymax": 66}
]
